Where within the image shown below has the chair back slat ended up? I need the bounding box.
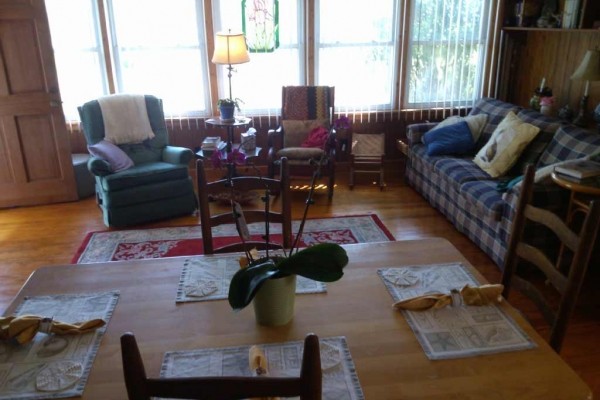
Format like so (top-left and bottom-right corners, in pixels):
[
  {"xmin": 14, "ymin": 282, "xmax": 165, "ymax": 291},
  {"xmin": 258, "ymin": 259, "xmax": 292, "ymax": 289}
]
[
  {"xmin": 121, "ymin": 333, "xmax": 322, "ymax": 400},
  {"xmin": 197, "ymin": 157, "xmax": 291, "ymax": 255},
  {"xmin": 501, "ymin": 165, "xmax": 600, "ymax": 352}
]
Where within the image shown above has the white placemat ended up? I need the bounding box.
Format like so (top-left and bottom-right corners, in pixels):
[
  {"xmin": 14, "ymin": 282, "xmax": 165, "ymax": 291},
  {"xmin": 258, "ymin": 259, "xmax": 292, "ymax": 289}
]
[
  {"xmin": 161, "ymin": 336, "xmax": 364, "ymax": 400},
  {"xmin": 0, "ymin": 291, "xmax": 119, "ymax": 399},
  {"xmin": 378, "ymin": 263, "xmax": 536, "ymax": 360},
  {"xmin": 176, "ymin": 254, "xmax": 326, "ymax": 303}
]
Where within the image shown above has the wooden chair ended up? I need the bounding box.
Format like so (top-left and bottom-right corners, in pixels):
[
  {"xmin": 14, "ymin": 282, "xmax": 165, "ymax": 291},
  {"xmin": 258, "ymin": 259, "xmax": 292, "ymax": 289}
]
[
  {"xmin": 121, "ymin": 332, "xmax": 322, "ymax": 400},
  {"xmin": 349, "ymin": 132, "xmax": 386, "ymax": 190},
  {"xmin": 267, "ymin": 86, "xmax": 336, "ymax": 199},
  {"xmin": 501, "ymin": 165, "xmax": 600, "ymax": 352},
  {"xmin": 196, "ymin": 157, "xmax": 292, "ymax": 254}
]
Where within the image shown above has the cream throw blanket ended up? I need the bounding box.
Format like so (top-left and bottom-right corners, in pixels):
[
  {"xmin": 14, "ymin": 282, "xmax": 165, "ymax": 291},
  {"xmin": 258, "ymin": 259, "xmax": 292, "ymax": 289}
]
[{"xmin": 98, "ymin": 94, "xmax": 155, "ymax": 144}]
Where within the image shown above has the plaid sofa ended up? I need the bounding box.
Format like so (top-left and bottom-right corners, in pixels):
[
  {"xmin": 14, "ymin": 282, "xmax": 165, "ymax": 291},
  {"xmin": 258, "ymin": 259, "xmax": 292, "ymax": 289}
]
[{"xmin": 405, "ymin": 98, "xmax": 600, "ymax": 268}]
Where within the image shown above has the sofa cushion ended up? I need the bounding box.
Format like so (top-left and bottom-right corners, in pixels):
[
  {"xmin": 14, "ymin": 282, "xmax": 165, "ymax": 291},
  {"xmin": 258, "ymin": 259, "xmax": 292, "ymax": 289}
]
[
  {"xmin": 537, "ymin": 125, "xmax": 600, "ymax": 167},
  {"xmin": 410, "ymin": 143, "xmax": 449, "ymax": 167},
  {"xmin": 468, "ymin": 98, "xmax": 522, "ymax": 147},
  {"xmin": 422, "ymin": 121, "xmax": 474, "ymax": 156},
  {"xmin": 460, "ymin": 180, "xmax": 506, "ymax": 220},
  {"xmin": 434, "ymin": 158, "xmax": 492, "ymax": 190},
  {"xmin": 474, "ymin": 112, "xmax": 540, "ymax": 178},
  {"xmin": 427, "ymin": 114, "xmax": 488, "ymax": 143},
  {"xmin": 509, "ymin": 109, "xmax": 563, "ymax": 175},
  {"xmin": 99, "ymin": 162, "xmax": 190, "ymax": 192}
]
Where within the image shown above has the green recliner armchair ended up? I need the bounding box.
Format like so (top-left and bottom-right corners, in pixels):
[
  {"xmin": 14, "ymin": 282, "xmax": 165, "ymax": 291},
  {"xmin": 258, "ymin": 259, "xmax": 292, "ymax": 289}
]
[{"xmin": 78, "ymin": 95, "xmax": 197, "ymax": 227}]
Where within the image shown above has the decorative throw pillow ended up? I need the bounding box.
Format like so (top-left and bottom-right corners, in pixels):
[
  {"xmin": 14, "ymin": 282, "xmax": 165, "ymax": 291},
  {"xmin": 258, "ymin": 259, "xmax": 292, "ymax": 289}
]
[
  {"xmin": 87, "ymin": 140, "xmax": 134, "ymax": 172},
  {"xmin": 425, "ymin": 114, "xmax": 488, "ymax": 144},
  {"xmin": 473, "ymin": 112, "xmax": 540, "ymax": 178},
  {"xmin": 282, "ymin": 119, "xmax": 329, "ymax": 147},
  {"xmin": 422, "ymin": 121, "xmax": 474, "ymax": 156},
  {"xmin": 301, "ymin": 126, "xmax": 329, "ymax": 149}
]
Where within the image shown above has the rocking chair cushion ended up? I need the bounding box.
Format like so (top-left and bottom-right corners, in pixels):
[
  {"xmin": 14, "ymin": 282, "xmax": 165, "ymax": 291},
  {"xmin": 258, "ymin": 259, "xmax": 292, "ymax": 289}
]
[
  {"xmin": 282, "ymin": 119, "xmax": 329, "ymax": 147},
  {"xmin": 277, "ymin": 147, "xmax": 325, "ymax": 160}
]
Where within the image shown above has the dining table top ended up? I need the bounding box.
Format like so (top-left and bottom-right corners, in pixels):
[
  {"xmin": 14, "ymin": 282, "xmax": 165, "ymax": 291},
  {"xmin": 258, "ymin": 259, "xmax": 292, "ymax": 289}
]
[{"xmin": 4, "ymin": 238, "xmax": 592, "ymax": 399}]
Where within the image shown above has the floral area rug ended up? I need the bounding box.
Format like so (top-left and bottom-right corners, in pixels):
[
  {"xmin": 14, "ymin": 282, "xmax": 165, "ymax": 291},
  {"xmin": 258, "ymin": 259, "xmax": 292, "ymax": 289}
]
[{"xmin": 73, "ymin": 214, "xmax": 395, "ymax": 263}]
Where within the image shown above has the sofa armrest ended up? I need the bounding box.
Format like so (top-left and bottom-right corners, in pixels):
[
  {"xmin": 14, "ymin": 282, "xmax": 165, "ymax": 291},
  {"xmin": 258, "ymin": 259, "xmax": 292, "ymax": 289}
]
[
  {"xmin": 162, "ymin": 146, "xmax": 193, "ymax": 165},
  {"xmin": 87, "ymin": 156, "xmax": 112, "ymax": 177},
  {"xmin": 407, "ymin": 122, "xmax": 438, "ymax": 145}
]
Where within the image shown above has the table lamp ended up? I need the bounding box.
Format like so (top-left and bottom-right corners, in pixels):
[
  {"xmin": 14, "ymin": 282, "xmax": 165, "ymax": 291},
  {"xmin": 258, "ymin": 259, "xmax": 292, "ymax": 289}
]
[
  {"xmin": 570, "ymin": 49, "xmax": 600, "ymax": 127},
  {"xmin": 212, "ymin": 30, "xmax": 250, "ymax": 101}
]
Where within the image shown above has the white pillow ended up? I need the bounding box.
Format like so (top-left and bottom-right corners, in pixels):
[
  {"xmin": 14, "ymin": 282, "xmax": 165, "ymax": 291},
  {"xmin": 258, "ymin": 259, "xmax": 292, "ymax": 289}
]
[
  {"xmin": 426, "ymin": 114, "xmax": 488, "ymax": 143},
  {"xmin": 473, "ymin": 112, "xmax": 540, "ymax": 178}
]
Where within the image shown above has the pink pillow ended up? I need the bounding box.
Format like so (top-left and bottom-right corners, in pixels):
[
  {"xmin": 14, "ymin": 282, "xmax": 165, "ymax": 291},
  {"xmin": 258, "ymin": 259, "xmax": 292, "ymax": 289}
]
[
  {"xmin": 88, "ymin": 140, "xmax": 134, "ymax": 172},
  {"xmin": 301, "ymin": 126, "xmax": 329, "ymax": 149}
]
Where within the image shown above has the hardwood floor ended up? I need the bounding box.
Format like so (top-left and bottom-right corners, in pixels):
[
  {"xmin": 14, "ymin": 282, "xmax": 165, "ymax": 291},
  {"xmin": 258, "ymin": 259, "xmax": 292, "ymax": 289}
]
[{"xmin": 1, "ymin": 161, "xmax": 599, "ymax": 396}]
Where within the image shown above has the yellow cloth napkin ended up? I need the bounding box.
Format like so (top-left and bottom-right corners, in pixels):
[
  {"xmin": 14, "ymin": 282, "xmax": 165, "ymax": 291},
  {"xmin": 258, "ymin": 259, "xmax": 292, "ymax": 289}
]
[
  {"xmin": 0, "ymin": 315, "xmax": 106, "ymax": 345},
  {"xmin": 392, "ymin": 284, "xmax": 504, "ymax": 311},
  {"xmin": 249, "ymin": 345, "xmax": 280, "ymax": 400}
]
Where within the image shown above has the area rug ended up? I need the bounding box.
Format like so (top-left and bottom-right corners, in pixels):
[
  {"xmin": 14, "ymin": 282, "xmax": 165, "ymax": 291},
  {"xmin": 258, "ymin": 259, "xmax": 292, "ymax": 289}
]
[{"xmin": 73, "ymin": 214, "xmax": 394, "ymax": 263}]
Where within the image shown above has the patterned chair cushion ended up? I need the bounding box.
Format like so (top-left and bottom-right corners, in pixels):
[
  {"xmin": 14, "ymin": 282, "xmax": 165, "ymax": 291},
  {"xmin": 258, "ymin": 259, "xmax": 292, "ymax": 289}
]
[
  {"xmin": 537, "ymin": 125, "xmax": 600, "ymax": 167},
  {"xmin": 281, "ymin": 119, "xmax": 329, "ymax": 148},
  {"xmin": 282, "ymin": 86, "xmax": 332, "ymax": 120}
]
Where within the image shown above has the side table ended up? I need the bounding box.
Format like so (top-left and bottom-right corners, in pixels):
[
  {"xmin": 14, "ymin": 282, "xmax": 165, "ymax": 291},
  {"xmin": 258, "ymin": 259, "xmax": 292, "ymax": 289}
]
[
  {"xmin": 205, "ymin": 116, "xmax": 252, "ymax": 153},
  {"xmin": 550, "ymin": 171, "xmax": 600, "ymax": 223},
  {"xmin": 550, "ymin": 171, "xmax": 600, "ymax": 269}
]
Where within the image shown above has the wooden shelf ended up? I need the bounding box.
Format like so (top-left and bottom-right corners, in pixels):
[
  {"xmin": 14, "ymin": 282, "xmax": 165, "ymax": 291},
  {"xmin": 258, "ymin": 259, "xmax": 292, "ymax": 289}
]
[{"xmin": 502, "ymin": 27, "xmax": 600, "ymax": 32}]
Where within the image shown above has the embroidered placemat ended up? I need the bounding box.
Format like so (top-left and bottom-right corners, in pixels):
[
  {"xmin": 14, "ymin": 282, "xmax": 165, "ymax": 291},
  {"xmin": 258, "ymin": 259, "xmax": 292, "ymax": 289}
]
[
  {"xmin": 378, "ymin": 263, "xmax": 536, "ymax": 360},
  {"xmin": 160, "ymin": 336, "xmax": 364, "ymax": 400},
  {"xmin": 176, "ymin": 254, "xmax": 326, "ymax": 303},
  {"xmin": 0, "ymin": 291, "xmax": 119, "ymax": 400}
]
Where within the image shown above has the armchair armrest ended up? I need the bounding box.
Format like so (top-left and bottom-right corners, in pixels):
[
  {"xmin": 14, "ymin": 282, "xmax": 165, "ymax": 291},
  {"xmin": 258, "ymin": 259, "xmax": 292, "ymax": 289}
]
[
  {"xmin": 87, "ymin": 156, "xmax": 112, "ymax": 177},
  {"xmin": 162, "ymin": 146, "xmax": 193, "ymax": 165},
  {"xmin": 407, "ymin": 122, "xmax": 438, "ymax": 145},
  {"xmin": 267, "ymin": 126, "xmax": 283, "ymax": 149}
]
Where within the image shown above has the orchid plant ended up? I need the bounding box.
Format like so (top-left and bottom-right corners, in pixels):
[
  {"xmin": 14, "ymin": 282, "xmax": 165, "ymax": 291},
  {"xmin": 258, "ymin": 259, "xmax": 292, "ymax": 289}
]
[{"xmin": 218, "ymin": 153, "xmax": 349, "ymax": 311}]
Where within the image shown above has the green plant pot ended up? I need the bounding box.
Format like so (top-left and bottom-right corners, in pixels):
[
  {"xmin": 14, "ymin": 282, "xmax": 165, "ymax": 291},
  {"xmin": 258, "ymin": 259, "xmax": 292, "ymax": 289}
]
[
  {"xmin": 252, "ymin": 274, "xmax": 296, "ymax": 326},
  {"xmin": 219, "ymin": 104, "xmax": 235, "ymax": 122}
]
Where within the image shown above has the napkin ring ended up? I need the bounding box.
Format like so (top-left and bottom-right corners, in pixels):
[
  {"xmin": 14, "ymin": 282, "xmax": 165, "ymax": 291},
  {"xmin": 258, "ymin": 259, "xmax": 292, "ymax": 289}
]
[
  {"xmin": 39, "ymin": 317, "xmax": 54, "ymax": 334},
  {"xmin": 450, "ymin": 289, "xmax": 462, "ymax": 307}
]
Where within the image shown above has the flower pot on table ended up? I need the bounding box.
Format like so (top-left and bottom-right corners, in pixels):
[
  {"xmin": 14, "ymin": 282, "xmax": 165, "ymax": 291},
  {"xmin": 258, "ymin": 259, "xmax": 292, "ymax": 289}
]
[{"xmin": 252, "ymin": 274, "xmax": 296, "ymax": 326}]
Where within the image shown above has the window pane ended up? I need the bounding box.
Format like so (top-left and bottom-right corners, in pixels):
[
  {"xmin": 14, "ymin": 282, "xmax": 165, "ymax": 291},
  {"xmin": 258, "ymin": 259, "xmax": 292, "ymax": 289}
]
[
  {"xmin": 109, "ymin": 0, "xmax": 210, "ymax": 116},
  {"xmin": 214, "ymin": 0, "xmax": 303, "ymax": 114},
  {"xmin": 406, "ymin": 0, "xmax": 489, "ymax": 108},
  {"xmin": 46, "ymin": 0, "xmax": 108, "ymax": 120},
  {"xmin": 316, "ymin": 0, "xmax": 399, "ymax": 110}
]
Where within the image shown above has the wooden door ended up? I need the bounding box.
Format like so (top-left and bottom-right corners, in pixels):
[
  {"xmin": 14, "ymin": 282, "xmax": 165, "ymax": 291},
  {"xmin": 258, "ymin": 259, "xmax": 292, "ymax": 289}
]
[{"xmin": 0, "ymin": 0, "xmax": 77, "ymax": 208}]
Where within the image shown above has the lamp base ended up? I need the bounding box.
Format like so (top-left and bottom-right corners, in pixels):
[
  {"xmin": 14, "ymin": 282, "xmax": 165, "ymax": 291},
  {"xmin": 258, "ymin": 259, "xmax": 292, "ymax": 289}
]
[{"xmin": 573, "ymin": 94, "xmax": 589, "ymax": 127}]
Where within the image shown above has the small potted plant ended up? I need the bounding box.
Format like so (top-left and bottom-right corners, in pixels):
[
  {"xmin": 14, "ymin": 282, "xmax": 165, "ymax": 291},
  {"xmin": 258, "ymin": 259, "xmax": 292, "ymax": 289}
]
[
  {"xmin": 217, "ymin": 98, "xmax": 243, "ymax": 121},
  {"xmin": 226, "ymin": 155, "xmax": 349, "ymax": 326}
]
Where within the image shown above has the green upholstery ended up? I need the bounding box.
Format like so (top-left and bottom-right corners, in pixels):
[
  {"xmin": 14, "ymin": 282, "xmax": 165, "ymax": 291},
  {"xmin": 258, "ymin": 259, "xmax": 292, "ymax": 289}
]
[{"xmin": 78, "ymin": 95, "xmax": 197, "ymax": 227}]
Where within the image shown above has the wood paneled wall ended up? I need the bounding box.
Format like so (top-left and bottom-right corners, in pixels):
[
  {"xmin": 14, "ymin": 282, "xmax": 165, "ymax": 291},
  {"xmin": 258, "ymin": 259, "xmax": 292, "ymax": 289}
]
[
  {"xmin": 69, "ymin": 114, "xmax": 411, "ymax": 164},
  {"xmin": 499, "ymin": 29, "xmax": 600, "ymax": 122}
]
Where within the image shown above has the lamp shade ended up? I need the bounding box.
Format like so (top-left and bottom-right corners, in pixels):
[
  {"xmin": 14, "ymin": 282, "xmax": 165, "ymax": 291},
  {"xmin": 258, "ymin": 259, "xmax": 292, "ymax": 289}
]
[
  {"xmin": 570, "ymin": 49, "xmax": 600, "ymax": 81},
  {"xmin": 212, "ymin": 31, "xmax": 250, "ymax": 65}
]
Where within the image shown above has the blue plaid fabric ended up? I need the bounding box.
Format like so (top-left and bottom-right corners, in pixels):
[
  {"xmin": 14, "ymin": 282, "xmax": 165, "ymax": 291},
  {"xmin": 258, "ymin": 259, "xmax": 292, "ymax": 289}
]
[
  {"xmin": 435, "ymin": 158, "xmax": 492, "ymax": 190},
  {"xmin": 404, "ymin": 98, "xmax": 599, "ymax": 270},
  {"xmin": 461, "ymin": 180, "xmax": 506, "ymax": 220},
  {"xmin": 406, "ymin": 122, "xmax": 438, "ymax": 145},
  {"xmin": 509, "ymin": 110, "xmax": 563, "ymax": 175},
  {"xmin": 537, "ymin": 125, "xmax": 600, "ymax": 167},
  {"xmin": 468, "ymin": 98, "xmax": 521, "ymax": 147}
]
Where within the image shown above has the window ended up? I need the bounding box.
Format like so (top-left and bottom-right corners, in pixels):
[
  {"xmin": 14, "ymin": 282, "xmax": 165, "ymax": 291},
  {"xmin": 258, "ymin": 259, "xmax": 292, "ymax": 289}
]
[
  {"xmin": 405, "ymin": 0, "xmax": 491, "ymax": 109},
  {"xmin": 316, "ymin": 0, "xmax": 400, "ymax": 112},
  {"xmin": 108, "ymin": 0, "xmax": 209, "ymax": 117},
  {"xmin": 46, "ymin": 0, "xmax": 108, "ymax": 120},
  {"xmin": 212, "ymin": 0, "xmax": 304, "ymax": 115},
  {"xmin": 46, "ymin": 0, "xmax": 209, "ymax": 120}
]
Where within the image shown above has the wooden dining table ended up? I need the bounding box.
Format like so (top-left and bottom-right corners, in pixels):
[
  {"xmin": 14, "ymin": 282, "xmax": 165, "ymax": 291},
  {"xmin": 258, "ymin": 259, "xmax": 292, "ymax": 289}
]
[{"xmin": 3, "ymin": 238, "xmax": 592, "ymax": 399}]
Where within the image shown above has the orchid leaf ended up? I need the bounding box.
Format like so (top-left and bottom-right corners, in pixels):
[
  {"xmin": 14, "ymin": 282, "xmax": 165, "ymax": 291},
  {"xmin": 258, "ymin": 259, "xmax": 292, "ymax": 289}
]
[
  {"xmin": 228, "ymin": 258, "xmax": 279, "ymax": 311},
  {"xmin": 277, "ymin": 243, "xmax": 348, "ymax": 282}
]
